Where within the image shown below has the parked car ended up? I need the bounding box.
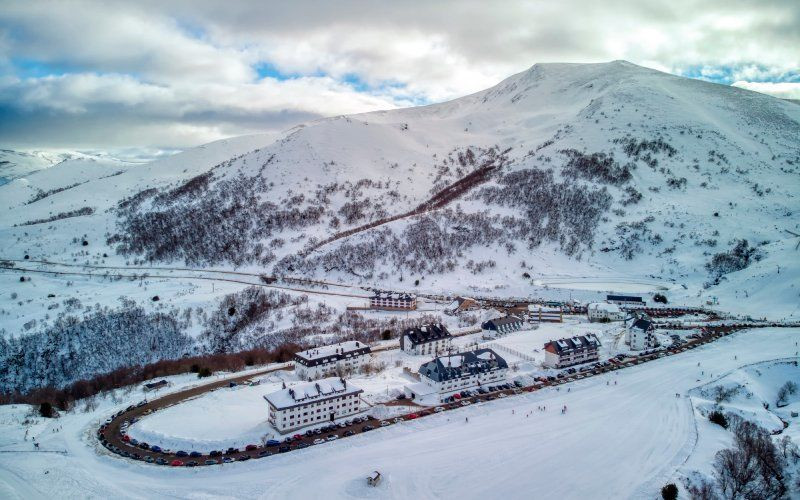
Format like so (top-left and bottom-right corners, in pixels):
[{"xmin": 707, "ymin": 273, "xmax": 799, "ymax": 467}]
[
  {"xmin": 175, "ymin": 450, "xmax": 188, "ymax": 457},
  {"xmin": 343, "ymin": 430, "xmax": 355, "ymax": 436},
  {"xmin": 407, "ymin": 413, "xmax": 419, "ymax": 419},
  {"xmin": 327, "ymin": 434, "xmax": 338, "ymax": 441},
  {"xmin": 189, "ymin": 451, "xmax": 202, "ymax": 458},
  {"xmin": 380, "ymin": 420, "xmax": 390, "ymax": 427},
  {"xmin": 245, "ymin": 444, "xmax": 258, "ymax": 451},
  {"xmin": 186, "ymin": 461, "xmax": 198, "ymax": 467},
  {"xmin": 170, "ymin": 460, "xmax": 184, "ymax": 467},
  {"xmin": 222, "ymin": 457, "xmax": 233, "ymax": 463},
  {"xmin": 266, "ymin": 440, "xmax": 280, "ymax": 447},
  {"xmin": 362, "ymin": 425, "xmax": 374, "ymax": 432},
  {"xmin": 130, "ymin": 438, "xmax": 139, "ymax": 446},
  {"xmin": 209, "ymin": 450, "xmax": 222, "ymax": 457},
  {"xmin": 237, "ymin": 455, "xmax": 251, "ymax": 461},
  {"xmin": 296, "ymin": 442, "xmax": 309, "ymax": 449},
  {"xmin": 514, "ymin": 380, "xmax": 524, "ymax": 388},
  {"xmin": 313, "ymin": 438, "xmax": 325, "ymax": 445},
  {"xmin": 205, "ymin": 459, "xmax": 218, "ymax": 465},
  {"xmin": 225, "ymin": 447, "xmax": 240, "ymax": 455},
  {"xmin": 150, "ymin": 445, "xmax": 162, "ymax": 453},
  {"xmin": 434, "ymin": 406, "xmax": 445, "ymax": 412},
  {"xmin": 278, "ymin": 445, "xmax": 290, "ymax": 453},
  {"xmin": 258, "ymin": 450, "xmax": 271, "ymax": 458},
  {"xmin": 156, "ymin": 457, "xmax": 168, "ymax": 465}
]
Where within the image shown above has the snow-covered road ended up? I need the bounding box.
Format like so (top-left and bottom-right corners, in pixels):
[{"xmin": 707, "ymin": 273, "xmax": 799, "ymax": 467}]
[{"xmin": 0, "ymin": 328, "xmax": 797, "ymax": 499}]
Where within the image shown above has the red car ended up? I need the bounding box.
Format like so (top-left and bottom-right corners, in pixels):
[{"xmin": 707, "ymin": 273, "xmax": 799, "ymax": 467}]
[
  {"xmin": 171, "ymin": 460, "xmax": 184, "ymax": 467},
  {"xmin": 406, "ymin": 413, "xmax": 419, "ymax": 420},
  {"xmin": 292, "ymin": 434, "xmax": 303, "ymax": 441},
  {"xmin": 245, "ymin": 444, "xmax": 258, "ymax": 451},
  {"xmin": 122, "ymin": 435, "xmax": 131, "ymax": 442}
]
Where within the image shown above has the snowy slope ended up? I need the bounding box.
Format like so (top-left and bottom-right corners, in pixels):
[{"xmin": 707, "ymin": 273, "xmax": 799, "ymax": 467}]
[
  {"xmin": 0, "ymin": 327, "xmax": 796, "ymax": 499},
  {"xmin": 1, "ymin": 61, "xmax": 799, "ymax": 391},
  {"xmin": 1, "ymin": 62, "xmax": 795, "ymax": 306}
]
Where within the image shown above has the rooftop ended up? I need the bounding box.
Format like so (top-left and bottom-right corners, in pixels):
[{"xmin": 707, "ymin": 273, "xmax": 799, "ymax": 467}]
[
  {"xmin": 263, "ymin": 377, "xmax": 362, "ymax": 410},
  {"xmin": 545, "ymin": 334, "xmax": 601, "ymax": 355},
  {"xmin": 419, "ymin": 348, "xmax": 508, "ymax": 382},
  {"xmin": 294, "ymin": 340, "xmax": 369, "ymax": 362},
  {"xmin": 404, "ymin": 323, "xmax": 452, "ymax": 345}
]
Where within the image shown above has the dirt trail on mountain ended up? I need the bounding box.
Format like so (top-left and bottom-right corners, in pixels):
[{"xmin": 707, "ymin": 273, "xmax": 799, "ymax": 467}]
[{"xmin": 301, "ymin": 163, "xmax": 498, "ymax": 256}]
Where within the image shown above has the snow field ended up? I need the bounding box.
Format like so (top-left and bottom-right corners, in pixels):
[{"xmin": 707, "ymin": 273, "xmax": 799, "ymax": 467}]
[{"xmin": 1, "ymin": 328, "xmax": 796, "ymax": 499}]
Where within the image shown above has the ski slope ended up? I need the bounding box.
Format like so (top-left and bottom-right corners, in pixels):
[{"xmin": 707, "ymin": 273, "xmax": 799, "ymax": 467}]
[{"xmin": 0, "ymin": 327, "xmax": 796, "ymax": 499}]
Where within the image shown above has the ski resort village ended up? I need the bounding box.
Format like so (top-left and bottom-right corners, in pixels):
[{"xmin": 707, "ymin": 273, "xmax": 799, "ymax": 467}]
[{"xmin": 1, "ymin": 3, "xmax": 800, "ymax": 497}]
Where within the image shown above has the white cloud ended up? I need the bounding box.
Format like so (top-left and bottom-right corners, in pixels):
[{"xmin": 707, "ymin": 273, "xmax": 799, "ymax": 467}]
[
  {"xmin": 0, "ymin": 0, "xmax": 797, "ymax": 149},
  {"xmin": 732, "ymin": 81, "xmax": 800, "ymax": 100}
]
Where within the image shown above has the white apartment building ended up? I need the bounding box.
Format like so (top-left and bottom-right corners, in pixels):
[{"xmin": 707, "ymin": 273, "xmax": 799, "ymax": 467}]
[
  {"xmin": 627, "ymin": 318, "xmax": 658, "ymax": 350},
  {"xmin": 293, "ymin": 341, "xmax": 371, "ymax": 381},
  {"xmin": 587, "ymin": 302, "xmax": 626, "ymax": 322},
  {"xmin": 543, "ymin": 334, "xmax": 601, "ymax": 368},
  {"xmin": 263, "ymin": 378, "xmax": 363, "ymax": 433},
  {"xmin": 407, "ymin": 349, "xmax": 508, "ymax": 402},
  {"xmin": 370, "ymin": 291, "xmax": 417, "ymax": 310},
  {"xmin": 400, "ymin": 323, "xmax": 453, "ymax": 356}
]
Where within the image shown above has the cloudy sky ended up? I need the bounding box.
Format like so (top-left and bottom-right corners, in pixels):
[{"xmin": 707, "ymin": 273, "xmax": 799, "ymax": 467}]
[{"xmin": 0, "ymin": 0, "xmax": 798, "ymax": 155}]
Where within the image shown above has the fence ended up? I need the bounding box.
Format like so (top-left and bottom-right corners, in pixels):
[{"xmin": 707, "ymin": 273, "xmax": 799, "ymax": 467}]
[{"xmin": 485, "ymin": 342, "xmax": 537, "ymax": 362}]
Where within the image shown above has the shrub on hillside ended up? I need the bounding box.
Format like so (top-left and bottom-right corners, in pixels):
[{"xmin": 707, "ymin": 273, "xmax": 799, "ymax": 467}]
[
  {"xmin": 39, "ymin": 401, "xmax": 54, "ymax": 418},
  {"xmin": 660, "ymin": 483, "xmax": 678, "ymax": 500},
  {"xmin": 708, "ymin": 410, "xmax": 728, "ymax": 428},
  {"xmin": 706, "ymin": 239, "xmax": 763, "ymax": 282}
]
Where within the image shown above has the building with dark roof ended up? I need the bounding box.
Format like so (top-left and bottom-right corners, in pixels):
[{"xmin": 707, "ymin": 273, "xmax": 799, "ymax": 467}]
[
  {"xmin": 411, "ymin": 348, "xmax": 508, "ymax": 400},
  {"xmin": 627, "ymin": 318, "xmax": 657, "ymax": 350},
  {"xmin": 606, "ymin": 294, "xmax": 646, "ymax": 308},
  {"xmin": 400, "ymin": 323, "xmax": 453, "ymax": 355},
  {"xmin": 293, "ymin": 341, "xmax": 372, "ymax": 380},
  {"xmin": 543, "ymin": 334, "xmax": 601, "ymax": 368},
  {"xmin": 143, "ymin": 379, "xmax": 168, "ymax": 392},
  {"xmin": 481, "ymin": 315, "xmax": 524, "ymax": 335},
  {"xmin": 370, "ymin": 291, "xmax": 417, "ymax": 310}
]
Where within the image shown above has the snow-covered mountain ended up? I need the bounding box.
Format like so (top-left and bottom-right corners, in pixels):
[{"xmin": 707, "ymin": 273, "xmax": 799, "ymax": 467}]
[{"xmin": 1, "ymin": 61, "xmax": 798, "ymax": 391}]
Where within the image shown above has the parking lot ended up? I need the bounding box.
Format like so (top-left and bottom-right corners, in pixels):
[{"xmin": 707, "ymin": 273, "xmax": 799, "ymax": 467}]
[{"xmin": 97, "ymin": 322, "xmax": 783, "ymax": 467}]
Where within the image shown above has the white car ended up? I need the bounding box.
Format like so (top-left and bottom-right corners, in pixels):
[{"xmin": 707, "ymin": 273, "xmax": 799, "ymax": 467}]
[
  {"xmin": 380, "ymin": 420, "xmax": 391, "ymax": 427},
  {"xmin": 393, "ymin": 417, "xmax": 403, "ymax": 423},
  {"xmin": 434, "ymin": 407, "xmax": 445, "ymax": 413},
  {"xmin": 498, "ymin": 393, "xmax": 508, "ymax": 398},
  {"xmin": 460, "ymin": 401, "xmax": 471, "ymax": 406},
  {"xmin": 326, "ymin": 435, "xmax": 338, "ymax": 441},
  {"xmin": 313, "ymin": 438, "xmax": 325, "ymax": 445}
]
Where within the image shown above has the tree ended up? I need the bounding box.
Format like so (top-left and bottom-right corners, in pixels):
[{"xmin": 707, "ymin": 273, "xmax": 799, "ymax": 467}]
[
  {"xmin": 708, "ymin": 410, "xmax": 728, "ymax": 428},
  {"xmin": 39, "ymin": 402, "xmax": 54, "ymax": 418},
  {"xmin": 653, "ymin": 293, "xmax": 668, "ymax": 304},
  {"xmin": 197, "ymin": 367, "xmax": 212, "ymax": 378},
  {"xmin": 660, "ymin": 483, "xmax": 678, "ymax": 500}
]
